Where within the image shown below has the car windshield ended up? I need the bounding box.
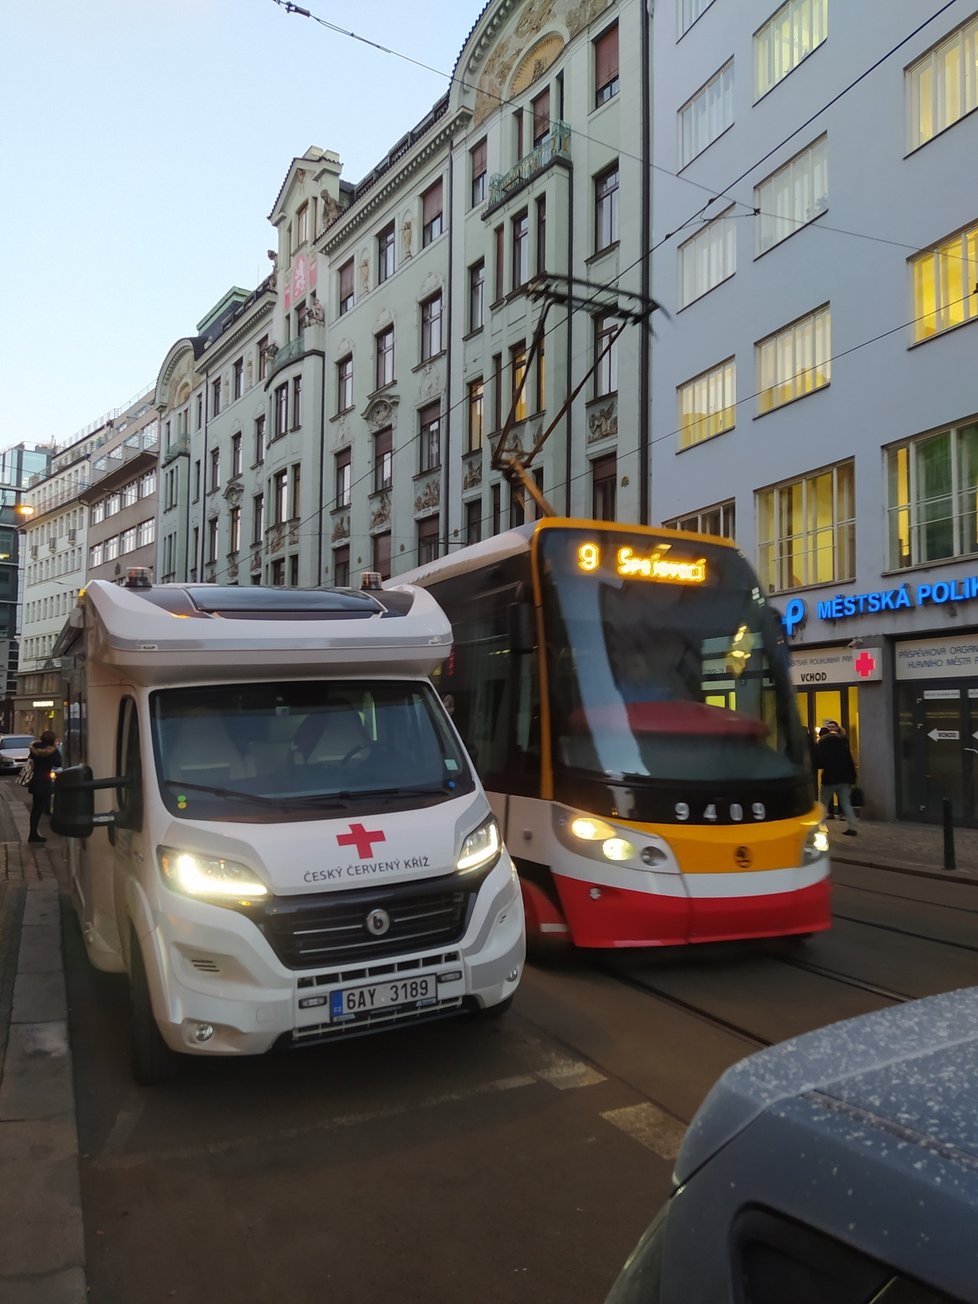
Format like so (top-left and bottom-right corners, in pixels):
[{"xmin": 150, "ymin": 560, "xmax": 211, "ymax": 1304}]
[
  {"xmin": 1, "ymin": 736, "xmax": 34, "ymax": 750},
  {"xmin": 150, "ymin": 680, "xmax": 474, "ymax": 823}
]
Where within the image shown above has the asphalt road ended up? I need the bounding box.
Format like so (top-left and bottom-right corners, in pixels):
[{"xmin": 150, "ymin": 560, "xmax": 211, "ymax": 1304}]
[{"xmin": 64, "ymin": 861, "xmax": 978, "ymax": 1304}]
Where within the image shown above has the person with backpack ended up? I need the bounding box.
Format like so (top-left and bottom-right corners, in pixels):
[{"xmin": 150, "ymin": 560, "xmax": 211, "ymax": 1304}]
[
  {"xmin": 27, "ymin": 730, "xmax": 62, "ymax": 844},
  {"xmin": 815, "ymin": 720, "xmax": 858, "ymax": 836}
]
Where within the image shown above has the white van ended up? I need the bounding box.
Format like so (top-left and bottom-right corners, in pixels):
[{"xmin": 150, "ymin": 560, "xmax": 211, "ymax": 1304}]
[{"xmin": 52, "ymin": 572, "xmax": 524, "ymax": 1083}]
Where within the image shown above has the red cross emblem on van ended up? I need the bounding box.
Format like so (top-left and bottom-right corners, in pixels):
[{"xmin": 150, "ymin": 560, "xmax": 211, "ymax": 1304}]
[{"xmin": 337, "ymin": 822, "xmax": 386, "ymax": 859}]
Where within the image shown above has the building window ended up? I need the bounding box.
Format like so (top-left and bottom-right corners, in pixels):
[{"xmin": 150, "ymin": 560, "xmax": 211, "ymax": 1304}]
[
  {"xmin": 536, "ymin": 196, "xmax": 547, "ymax": 275},
  {"xmin": 756, "ymin": 135, "xmax": 828, "ymax": 254},
  {"xmin": 419, "ymin": 402, "xmax": 441, "ymax": 473},
  {"xmin": 535, "ymin": 339, "xmax": 545, "ymax": 413},
  {"xmin": 757, "ymin": 461, "xmax": 854, "ymax": 592},
  {"xmin": 417, "ymin": 515, "xmax": 440, "ymax": 565},
  {"xmin": 372, "ymin": 530, "xmax": 391, "ymax": 580},
  {"xmin": 591, "ymin": 453, "xmax": 617, "ymax": 520},
  {"xmin": 273, "ymin": 470, "xmax": 289, "ymax": 525},
  {"xmin": 422, "ymin": 179, "xmax": 444, "ymax": 245},
  {"xmin": 491, "ymin": 483, "xmax": 501, "ymax": 535},
  {"xmin": 120, "ymin": 526, "xmax": 136, "ymax": 554},
  {"xmin": 206, "ymin": 518, "xmax": 219, "ymax": 565},
  {"xmin": 594, "ymin": 23, "xmax": 619, "ymax": 106},
  {"xmin": 465, "ymin": 498, "xmax": 482, "ymax": 545},
  {"xmin": 339, "ymin": 258, "xmax": 354, "ymax": 314},
  {"xmin": 421, "ymin": 293, "xmax": 443, "ymax": 361},
  {"xmin": 374, "ymin": 427, "xmax": 393, "ymax": 493},
  {"xmin": 271, "ymin": 558, "xmax": 285, "ymax": 587},
  {"xmin": 137, "ymin": 517, "xmax": 156, "ymax": 546},
  {"xmin": 593, "ymin": 315, "xmax": 619, "ymax": 398},
  {"xmin": 274, "ymin": 383, "xmax": 288, "ymax": 436},
  {"xmin": 231, "ymin": 432, "xmax": 242, "ymax": 477},
  {"xmin": 512, "ymin": 210, "xmax": 529, "ymax": 289},
  {"xmin": 509, "ymin": 483, "xmax": 525, "ymax": 529},
  {"xmin": 335, "ymin": 449, "xmax": 351, "ymax": 509},
  {"xmin": 209, "ymin": 448, "xmax": 220, "ymax": 493},
  {"xmin": 254, "ymin": 415, "xmax": 265, "ymax": 464},
  {"xmin": 291, "ymin": 462, "xmax": 301, "ymax": 520},
  {"xmin": 122, "ymin": 480, "xmax": 138, "ymax": 508},
  {"xmin": 663, "ymin": 500, "xmax": 736, "ymax": 540},
  {"xmin": 755, "ymin": 0, "xmax": 827, "ymax": 101},
  {"xmin": 680, "ymin": 60, "xmax": 734, "ymax": 166},
  {"xmin": 757, "ymin": 304, "xmax": 830, "ymax": 414},
  {"xmin": 333, "ymin": 545, "xmax": 350, "ymax": 588},
  {"xmin": 229, "ymin": 506, "xmax": 241, "ymax": 554},
  {"xmin": 511, "ymin": 344, "xmax": 528, "ymax": 423},
  {"xmin": 467, "ymin": 379, "xmax": 484, "ymax": 453},
  {"xmin": 469, "ymin": 260, "xmax": 485, "ymax": 331},
  {"xmin": 258, "ymin": 336, "xmax": 269, "ymax": 381},
  {"xmin": 531, "ymin": 88, "xmax": 550, "ymax": 145},
  {"xmin": 470, "ymin": 139, "xmax": 487, "ymax": 206},
  {"xmin": 211, "ymin": 377, "xmax": 222, "ymax": 416},
  {"xmin": 513, "ymin": 108, "xmax": 525, "ymax": 161},
  {"xmin": 337, "ymin": 354, "xmax": 353, "ymax": 412},
  {"xmin": 494, "ymin": 225, "xmax": 505, "ymax": 302},
  {"xmin": 233, "ymin": 358, "xmax": 244, "ymax": 400},
  {"xmin": 91, "ymin": 501, "xmax": 104, "ymax": 525},
  {"xmin": 594, "ymin": 166, "xmax": 619, "ymax": 251},
  {"xmin": 678, "ymin": 207, "xmax": 736, "ymax": 307},
  {"xmin": 252, "ymin": 493, "xmax": 264, "ymax": 544},
  {"xmin": 908, "ymin": 13, "xmax": 978, "ymax": 150},
  {"xmin": 680, "ymin": 0, "xmax": 717, "ymax": 36},
  {"xmin": 911, "ymin": 219, "xmax": 978, "ymax": 343},
  {"xmin": 679, "ymin": 359, "xmax": 736, "ymax": 449},
  {"xmin": 378, "ymin": 224, "xmax": 395, "ymax": 283},
  {"xmin": 295, "ymin": 201, "xmax": 308, "ymax": 248},
  {"xmin": 375, "ymin": 326, "xmax": 394, "ymax": 389},
  {"xmin": 291, "ymin": 376, "xmax": 302, "ymax": 429},
  {"xmin": 886, "ymin": 422, "xmax": 978, "ymax": 569}
]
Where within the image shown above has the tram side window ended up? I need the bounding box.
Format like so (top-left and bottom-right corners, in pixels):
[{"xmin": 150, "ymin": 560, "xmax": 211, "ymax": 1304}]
[{"xmin": 430, "ymin": 573, "xmax": 540, "ymax": 796}]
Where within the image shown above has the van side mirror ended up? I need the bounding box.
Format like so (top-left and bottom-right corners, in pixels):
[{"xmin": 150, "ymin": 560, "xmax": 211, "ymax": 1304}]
[{"xmin": 50, "ymin": 765, "xmax": 131, "ymax": 840}]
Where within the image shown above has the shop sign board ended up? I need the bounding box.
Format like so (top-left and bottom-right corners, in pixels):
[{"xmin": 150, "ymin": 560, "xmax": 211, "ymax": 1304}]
[
  {"xmin": 790, "ymin": 647, "xmax": 882, "ymax": 686},
  {"xmin": 895, "ymin": 635, "xmax": 978, "ymax": 681}
]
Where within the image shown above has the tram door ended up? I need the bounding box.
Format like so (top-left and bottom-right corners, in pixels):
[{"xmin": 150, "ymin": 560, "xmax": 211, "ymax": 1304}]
[{"xmin": 896, "ymin": 683, "xmax": 978, "ymax": 825}]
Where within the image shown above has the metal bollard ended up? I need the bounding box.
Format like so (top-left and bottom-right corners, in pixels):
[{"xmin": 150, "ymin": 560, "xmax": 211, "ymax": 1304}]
[{"xmin": 943, "ymin": 797, "xmax": 956, "ymax": 871}]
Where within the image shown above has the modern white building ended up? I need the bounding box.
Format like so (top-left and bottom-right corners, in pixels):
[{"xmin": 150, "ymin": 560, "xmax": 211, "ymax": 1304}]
[{"xmin": 650, "ymin": 0, "xmax": 978, "ymax": 823}]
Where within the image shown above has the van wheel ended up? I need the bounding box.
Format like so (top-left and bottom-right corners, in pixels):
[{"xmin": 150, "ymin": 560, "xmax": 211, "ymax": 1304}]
[
  {"xmin": 478, "ymin": 995, "xmax": 514, "ymax": 1020},
  {"xmin": 129, "ymin": 930, "xmax": 179, "ymax": 1086}
]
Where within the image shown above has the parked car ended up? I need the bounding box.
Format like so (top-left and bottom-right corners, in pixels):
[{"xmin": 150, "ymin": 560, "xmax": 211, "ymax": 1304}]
[
  {"xmin": 0, "ymin": 734, "xmax": 34, "ymax": 775},
  {"xmin": 605, "ymin": 986, "xmax": 978, "ymax": 1304}
]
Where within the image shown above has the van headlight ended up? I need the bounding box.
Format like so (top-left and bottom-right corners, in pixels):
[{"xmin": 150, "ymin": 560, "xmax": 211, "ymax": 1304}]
[
  {"xmin": 802, "ymin": 825, "xmax": 830, "ymax": 864},
  {"xmin": 158, "ymin": 846, "xmax": 269, "ymax": 902},
  {"xmin": 456, "ymin": 817, "xmax": 501, "ymax": 874}
]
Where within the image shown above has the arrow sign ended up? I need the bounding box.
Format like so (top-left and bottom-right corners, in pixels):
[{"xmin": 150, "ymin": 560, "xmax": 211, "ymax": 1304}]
[{"xmin": 928, "ymin": 729, "xmax": 960, "ymax": 741}]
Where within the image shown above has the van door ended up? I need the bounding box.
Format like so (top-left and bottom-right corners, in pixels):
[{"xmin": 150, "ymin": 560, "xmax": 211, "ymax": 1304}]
[{"xmin": 105, "ymin": 697, "xmax": 146, "ymax": 963}]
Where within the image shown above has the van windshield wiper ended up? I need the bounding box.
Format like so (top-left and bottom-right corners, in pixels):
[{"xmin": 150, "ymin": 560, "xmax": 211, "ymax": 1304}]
[
  {"xmin": 333, "ymin": 782, "xmax": 455, "ymax": 801},
  {"xmin": 162, "ymin": 779, "xmax": 288, "ymax": 807}
]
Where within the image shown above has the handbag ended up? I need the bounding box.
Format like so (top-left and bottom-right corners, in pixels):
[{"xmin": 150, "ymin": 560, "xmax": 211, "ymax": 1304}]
[
  {"xmin": 851, "ymin": 785, "xmax": 864, "ymax": 807},
  {"xmin": 17, "ymin": 757, "xmax": 33, "ymax": 788}
]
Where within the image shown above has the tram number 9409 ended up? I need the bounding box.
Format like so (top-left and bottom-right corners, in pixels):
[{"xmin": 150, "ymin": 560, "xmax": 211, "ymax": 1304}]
[{"xmin": 674, "ymin": 802, "xmax": 766, "ymax": 823}]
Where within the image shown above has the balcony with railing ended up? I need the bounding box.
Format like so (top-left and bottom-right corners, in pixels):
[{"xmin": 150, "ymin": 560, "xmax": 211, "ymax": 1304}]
[
  {"xmin": 90, "ymin": 426, "xmax": 160, "ymax": 487},
  {"xmin": 485, "ymin": 124, "xmax": 571, "ymax": 215},
  {"xmin": 268, "ymin": 333, "xmax": 305, "ymax": 379}
]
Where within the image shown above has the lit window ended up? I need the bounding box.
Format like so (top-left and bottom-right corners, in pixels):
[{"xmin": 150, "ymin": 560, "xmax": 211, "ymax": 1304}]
[
  {"xmin": 910, "ymin": 220, "xmax": 978, "ymax": 342},
  {"xmin": 908, "ymin": 13, "xmax": 978, "ymax": 149},
  {"xmin": 755, "ymin": 0, "xmax": 827, "ymax": 100},
  {"xmin": 756, "ymin": 304, "xmax": 830, "ymax": 414},
  {"xmin": 678, "ymin": 359, "xmax": 736, "ymax": 449},
  {"xmin": 756, "ymin": 461, "xmax": 854, "ymax": 591},
  {"xmin": 886, "ymin": 422, "xmax": 978, "ymax": 569}
]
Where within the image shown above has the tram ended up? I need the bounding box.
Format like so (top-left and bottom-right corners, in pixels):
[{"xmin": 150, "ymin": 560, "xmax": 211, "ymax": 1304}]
[{"xmin": 394, "ymin": 518, "xmax": 830, "ymax": 948}]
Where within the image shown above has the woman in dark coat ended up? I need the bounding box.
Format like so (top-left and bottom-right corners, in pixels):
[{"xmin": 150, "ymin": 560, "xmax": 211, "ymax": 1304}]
[
  {"xmin": 27, "ymin": 730, "xmax": 62, "ymax": 844},
  {"xmin": 815, "ymin": 721, "xmax": 858, "ymax": 835}
]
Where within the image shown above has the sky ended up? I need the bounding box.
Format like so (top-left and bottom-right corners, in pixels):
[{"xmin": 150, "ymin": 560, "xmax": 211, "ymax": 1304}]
[{"xmin": 0, "ymin": 0, "xmax": 487, "ymax": 450}]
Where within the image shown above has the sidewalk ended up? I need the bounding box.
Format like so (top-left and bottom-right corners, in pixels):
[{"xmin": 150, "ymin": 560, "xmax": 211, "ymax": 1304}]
[
  {"xmin": 0, "ymin": 782, "xmax": 85, "ymax": 1304},
  {"xmin": 0, "ymin": 791, "xmax": 975, "ymax": 1304}
]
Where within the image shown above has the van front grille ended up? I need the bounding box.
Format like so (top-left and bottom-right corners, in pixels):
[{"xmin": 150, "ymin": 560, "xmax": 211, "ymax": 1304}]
[{"xmin": 251, "ymin": 870, "xmax": 487, "ymax": 969}]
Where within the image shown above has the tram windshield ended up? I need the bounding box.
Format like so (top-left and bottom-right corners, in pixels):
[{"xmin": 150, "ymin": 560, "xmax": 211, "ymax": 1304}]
[{"xmin": 537, "ymin": 527, "xmax": 808, "ymax": 784}]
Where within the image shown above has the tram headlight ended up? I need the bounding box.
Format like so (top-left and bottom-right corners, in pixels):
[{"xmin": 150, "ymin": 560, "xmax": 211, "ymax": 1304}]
[
  {"xmin": 603, "ymin": 837, "xmax": 637, "ymax": 862},
  {"xmin": 570, "ymin": 816, "xmax": 616, "ymax": 841},
  {"xmin": 802, "ymin": 825, "xmax": 830, "ymax": 864}
]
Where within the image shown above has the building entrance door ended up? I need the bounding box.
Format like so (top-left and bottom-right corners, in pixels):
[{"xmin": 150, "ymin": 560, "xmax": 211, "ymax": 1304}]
[{"xmin": 896, "ymin": 682, "xmax": 978, "ymax": 825}]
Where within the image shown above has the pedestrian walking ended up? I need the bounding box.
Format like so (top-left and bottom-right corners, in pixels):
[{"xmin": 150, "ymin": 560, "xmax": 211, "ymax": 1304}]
[
  {"xmin": 815, "ymin": 720, "xmax": 858, "ymax": 836},
  {"xmin": 27, "ymin": 729, "xmax": 62, "ymax": 843}
]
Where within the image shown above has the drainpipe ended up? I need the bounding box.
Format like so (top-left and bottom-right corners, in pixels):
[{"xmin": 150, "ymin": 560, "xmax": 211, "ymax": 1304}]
[
  {"xmin": 639, "ymin": 0, "xmax": 652, "ymax": 525},
  {"xmin": 443, "ymin": 144, "xmax": 455, "ymax": 556},
  {"xmin": 564, "ymin": 164, "xmax": 574, "ymax": 517}
]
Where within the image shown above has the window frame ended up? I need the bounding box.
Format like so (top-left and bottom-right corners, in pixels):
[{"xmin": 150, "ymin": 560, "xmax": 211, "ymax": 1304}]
[
  {"xmin": 419, "ymin": 402, "xmax": 441, "ymax": 474},
  {"xmin": 678, "ymin": 205, "xmax": 736, "ymax": 307},
  {"xmin": 422, "ymin": 179, "xmax": 444, "ymax": 246},
  {"xmin": 756, "ymin": 460, "xmax": 855, "ymax": 593},
  {"xmin": 754, "ymin": 0, "xmax": 828, "ymax": 102},
  {"xmin": 678, "ymin": 358, "xmax": 736, "ymax": 449},
  {"xmin": 756, "ymin": 304, "xmax": 831, "ymax": 415},
  {"xmin": 420, "ymin": 293, "xmax": 443, "ymax": 361},
  {"xmin": 907, "ymin": 12, "xmax": 978, "ymax": 150},
  {"xmin": 594, "ymin": 23, "xmax": 620, "ymax": 107},
  {"xmin": 755, "ymin": 134, "xmax": 828, "ymax": 255},
  {"xmin": 377, "ymin": 224, "xmax": 395, "ymax": 283},
  {"xmin": 679, "ymin": 60, "xmax": 734, "ymax": 166},
  {"xmin": 594, "ymin": 165, "xmax": 620, "ymax": 252},
  {"xmin": 375, "ymin": 326, "xmax": 395, "ymax": 390}
]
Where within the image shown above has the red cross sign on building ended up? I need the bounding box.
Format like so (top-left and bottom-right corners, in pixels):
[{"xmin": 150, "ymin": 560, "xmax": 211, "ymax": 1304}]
[
  {"xmin": 854, "ymin": 650, "xmax": 877, "ymax": 679},
  {"xmin": 337, "ymin": 822, "xmax": 387, "ymax": 859}
]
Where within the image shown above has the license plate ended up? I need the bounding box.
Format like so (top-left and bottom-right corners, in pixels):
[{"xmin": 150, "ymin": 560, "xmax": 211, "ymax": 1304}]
[{"xmin": 330, "ymin": 975, "xmax": 436, "ymax": 1021}]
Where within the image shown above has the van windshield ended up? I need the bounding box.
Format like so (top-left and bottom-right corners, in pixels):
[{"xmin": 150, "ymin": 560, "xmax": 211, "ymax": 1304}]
[{"xmin": 150, "ymin": 680, "xmax": 474, "ymax": 823}]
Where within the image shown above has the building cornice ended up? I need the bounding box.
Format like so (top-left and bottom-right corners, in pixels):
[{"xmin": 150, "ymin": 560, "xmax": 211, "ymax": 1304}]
[
  {"xmin": 319, "ymin": 109, "xmax": 471, "ymax": 255},
  {"xmin": 199, "ymin": 297, "xmax": 275, "ymax": 371}
]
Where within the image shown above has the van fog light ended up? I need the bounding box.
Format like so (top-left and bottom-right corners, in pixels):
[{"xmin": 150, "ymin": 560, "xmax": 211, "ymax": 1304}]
[
  {"xmin": 603, "ymin": 837, "xmax": 636, "ymax": 862},
  {"xmin": 193, "ymin": 1023, "xmax": 215, "ymax": 1043},
  {"xmin": 506, "ymin": 968, "xmax": 520, "ymax": 983}
]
